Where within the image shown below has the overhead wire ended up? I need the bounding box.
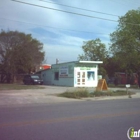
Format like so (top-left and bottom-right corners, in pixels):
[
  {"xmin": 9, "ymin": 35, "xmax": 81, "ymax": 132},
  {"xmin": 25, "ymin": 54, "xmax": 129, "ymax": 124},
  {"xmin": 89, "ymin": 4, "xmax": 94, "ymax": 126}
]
[
  {"xmin": 39, "ymin": 0, "xmax": 119, "ymax": 17},
  {"xmin": 11, "ymin": 0, "xmax": 140, "ymax": 26},
  {"xmin": 11, "ymin": 0, "xmax": 119, "ymax": 23}
]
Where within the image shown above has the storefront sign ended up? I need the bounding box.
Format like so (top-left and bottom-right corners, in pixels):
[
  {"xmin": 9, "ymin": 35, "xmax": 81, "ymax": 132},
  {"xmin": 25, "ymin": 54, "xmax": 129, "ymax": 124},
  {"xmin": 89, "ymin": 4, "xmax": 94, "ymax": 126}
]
[
  {"xmin": 76, "ymin": 64, "xmax": 96, "ymax": 68},
  {"xmin": 59, "ymin": 66, "xmax": 68, "ymax": 77},
  {"xmin": 96, "ymin": 79, "xmax": 108, "ymax": 91},
  {"xmin": 80, "ymin": 67, "xmax": 91, "ymax": 70}
]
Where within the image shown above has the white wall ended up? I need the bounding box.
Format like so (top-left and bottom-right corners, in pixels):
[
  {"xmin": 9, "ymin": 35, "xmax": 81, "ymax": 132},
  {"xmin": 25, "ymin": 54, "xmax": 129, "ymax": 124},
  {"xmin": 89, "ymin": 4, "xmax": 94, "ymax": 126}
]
[
  {"xmin": 41, "ymin": 69, "xmax": 52, "ymax": 85},
  {"xmin": 52, "ymin": 77, "xmax": 74, "ymax": 86},
  {"xmin": 74, "ymin": 66, "xmax": 98, "ymax": 87},
  {"xmin": 41, "ymin": 62, "xmax": 100, "ymax": 87},
  {"xmin": 51, "ymin": 62, "xmax": 75, "ymax": 86}
]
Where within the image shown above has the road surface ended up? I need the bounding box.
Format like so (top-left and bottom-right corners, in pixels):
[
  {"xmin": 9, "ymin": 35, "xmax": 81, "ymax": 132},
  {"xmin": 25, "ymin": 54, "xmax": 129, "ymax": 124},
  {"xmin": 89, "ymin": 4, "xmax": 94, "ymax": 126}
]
[{"xmin": 0, "ymin": 99, "xmax": 140, "ymax": 140}]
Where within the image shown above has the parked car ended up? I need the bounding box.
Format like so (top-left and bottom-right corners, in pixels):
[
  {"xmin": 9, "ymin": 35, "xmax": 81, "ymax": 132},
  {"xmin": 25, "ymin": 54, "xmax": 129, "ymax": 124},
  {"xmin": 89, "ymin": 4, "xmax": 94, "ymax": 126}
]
[{"xmin": 23, "ymin": 74, "xmax": 43, "ymax": 85}]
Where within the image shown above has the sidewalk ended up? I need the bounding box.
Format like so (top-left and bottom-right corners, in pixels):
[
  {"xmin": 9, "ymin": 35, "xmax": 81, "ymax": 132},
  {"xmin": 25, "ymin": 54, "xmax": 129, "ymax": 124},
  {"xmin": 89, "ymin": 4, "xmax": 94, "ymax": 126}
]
[{"xmin": 0, "ymin": 86, "xmax": 140, "ymax": 106}]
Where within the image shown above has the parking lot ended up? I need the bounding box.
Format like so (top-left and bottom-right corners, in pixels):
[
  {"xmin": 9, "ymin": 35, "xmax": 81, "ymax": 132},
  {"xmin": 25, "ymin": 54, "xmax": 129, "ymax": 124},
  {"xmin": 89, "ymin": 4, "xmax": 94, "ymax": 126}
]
[
  {"xmin": 0, "ymin": 85, "xmax": 140, "ymax": 107},
  {"xmin": 0, "ymin": 86, "xmax": 82, "ymax": 106}
]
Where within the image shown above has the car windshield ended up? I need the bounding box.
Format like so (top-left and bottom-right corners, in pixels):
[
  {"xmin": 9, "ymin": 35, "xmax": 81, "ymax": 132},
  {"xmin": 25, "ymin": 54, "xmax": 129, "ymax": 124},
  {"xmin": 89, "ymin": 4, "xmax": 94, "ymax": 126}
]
[{"xmin": 31, "ymin": 75, "xmax": 39, "ymax": 79}]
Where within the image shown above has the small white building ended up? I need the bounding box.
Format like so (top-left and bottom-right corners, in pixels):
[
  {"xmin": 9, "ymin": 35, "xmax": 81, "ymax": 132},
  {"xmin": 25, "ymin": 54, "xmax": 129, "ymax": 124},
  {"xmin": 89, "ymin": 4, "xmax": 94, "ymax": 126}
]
[{"xmin": 40, "ymin": 61, "xmax": 103, "ymax": 87}]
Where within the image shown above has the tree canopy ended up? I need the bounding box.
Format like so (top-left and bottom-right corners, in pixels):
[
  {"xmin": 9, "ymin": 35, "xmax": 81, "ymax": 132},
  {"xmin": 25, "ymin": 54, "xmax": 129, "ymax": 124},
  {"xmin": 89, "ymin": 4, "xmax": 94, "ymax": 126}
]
[
  {"xmin": 78, "ymin": 38, "xmax": 108, "ymax": 77},
  {"xmin": 78, "ymin": 38, "xmax": 108, "ymax": 61},
  {"xmin": 0, "ymin": 30, "xmax": 45, "ymax": 83},
  {"xmin": 110, "ymin": 9, "xmax": 140, "ymax": 73},
  {"xmin": 78, "ymin": 9, "xmax": 140, "ymax": 77}
]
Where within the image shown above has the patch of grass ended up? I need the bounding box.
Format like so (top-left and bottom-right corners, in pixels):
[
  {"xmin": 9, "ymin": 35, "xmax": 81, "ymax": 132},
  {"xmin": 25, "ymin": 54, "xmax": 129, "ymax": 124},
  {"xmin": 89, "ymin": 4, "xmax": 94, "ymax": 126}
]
[
  {"xmin": 90, "ymin": 91, "xmax": 112, "ymax": 97},
  {"xmin": 90, "ymin": 90, "xmax": 135, "ymax": 97},
  {"xmin": 58, "ymin": 88, "xmax": 90, "ymax": 99},
  {"xmin": 59, "ymin": 89, "xmax": 135, "ymax": 99},
  {"xmin": 111, "ymin": 90, "xmax": 135, "ymax": 96},
  {"xmin": 0, "ymin": 84, "xmax": 45, "ymax": 90},
  {"xmin": 108, "ymin": 84, "xmax": 138, "ymax": 89}
]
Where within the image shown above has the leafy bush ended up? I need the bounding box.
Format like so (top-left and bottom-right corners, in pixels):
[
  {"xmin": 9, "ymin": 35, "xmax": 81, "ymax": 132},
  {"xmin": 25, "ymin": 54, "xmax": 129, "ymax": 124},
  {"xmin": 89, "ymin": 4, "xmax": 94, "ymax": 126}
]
[
  {"xmin": 59, "ymin": 89, "xmax": 135, "ymax": 99},
  {"xmin": 90, "ymin": 90, "xmax": 112, "ymax": 97},
  {"xmin": 59, "ymin": 89, "xmax": 90, "ymax": 99}
]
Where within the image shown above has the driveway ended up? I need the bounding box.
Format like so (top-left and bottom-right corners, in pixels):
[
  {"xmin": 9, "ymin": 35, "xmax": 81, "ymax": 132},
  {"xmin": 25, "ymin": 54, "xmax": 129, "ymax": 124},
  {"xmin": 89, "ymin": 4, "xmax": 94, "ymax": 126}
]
[
  {"xmin": 0, "ymin": 86, "xmax": 82, "ymax": 106},
  {"xmin": 0, "ymin": 86, "xmax": 140, "ymax": 106}
]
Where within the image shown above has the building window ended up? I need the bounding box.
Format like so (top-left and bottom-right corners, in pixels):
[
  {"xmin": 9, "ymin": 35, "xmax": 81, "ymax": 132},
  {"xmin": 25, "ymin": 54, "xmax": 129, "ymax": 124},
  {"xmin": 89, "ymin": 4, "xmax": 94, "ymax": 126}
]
[
  {"xmin": 87, "ymin": 71, "xmax": 95, "ymax": 81},
  {"xmin": 54, "ymin": 72, "xmax": 59, "ymax": 80}
]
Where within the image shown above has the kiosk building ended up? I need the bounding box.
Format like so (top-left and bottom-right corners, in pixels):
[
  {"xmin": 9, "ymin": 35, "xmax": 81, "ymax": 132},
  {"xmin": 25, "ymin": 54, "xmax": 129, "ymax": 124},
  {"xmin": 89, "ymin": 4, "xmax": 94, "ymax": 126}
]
[{"xmin": 40, "ymin": 61, "xmax": 103, "ymax": 87}]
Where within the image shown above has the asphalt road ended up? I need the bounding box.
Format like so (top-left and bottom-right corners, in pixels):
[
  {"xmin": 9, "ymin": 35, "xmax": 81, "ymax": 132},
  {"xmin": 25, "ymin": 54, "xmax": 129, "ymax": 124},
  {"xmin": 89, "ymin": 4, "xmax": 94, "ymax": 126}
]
[{"xmin": 0, "ymin": 99, "xmax": 140, "ymax": 140}]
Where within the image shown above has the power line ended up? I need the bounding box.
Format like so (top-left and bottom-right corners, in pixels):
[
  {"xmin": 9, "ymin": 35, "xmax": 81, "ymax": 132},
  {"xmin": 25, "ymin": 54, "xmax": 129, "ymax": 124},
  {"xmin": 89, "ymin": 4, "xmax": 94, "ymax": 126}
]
[
  {"xmin": 11, "ymin": 0, "xmax": 119, "ymax": 23},
  {"xmin": 39, "ymin": 0, "xmax": 119, "ymax": 17},
  {"xmin": 0, "ymin": 17, "xmax": 110, "ymax": 35},
  {"xmin": 11, "ymin": 0, "xmax": 140, "ymax": 26}
]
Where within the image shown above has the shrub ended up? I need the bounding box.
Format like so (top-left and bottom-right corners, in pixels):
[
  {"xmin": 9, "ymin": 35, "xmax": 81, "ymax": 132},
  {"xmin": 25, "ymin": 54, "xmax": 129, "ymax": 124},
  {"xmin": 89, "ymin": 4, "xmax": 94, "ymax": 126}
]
[
  {"xmin": 90, "ymin": 90, "xmax": 112, "ymax": 97},
  {"xmin": 58, "ymin": 88, "xmax": 90, "ymax": 99},
  {"xmin": 59, "ymin": 89, "xmax": 135, "ymax": 99}
]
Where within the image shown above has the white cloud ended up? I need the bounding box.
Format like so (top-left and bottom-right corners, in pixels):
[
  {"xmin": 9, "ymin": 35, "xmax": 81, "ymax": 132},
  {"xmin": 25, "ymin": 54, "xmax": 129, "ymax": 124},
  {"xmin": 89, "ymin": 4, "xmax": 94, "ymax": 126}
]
[
  {"xmin": 0, "ymin": 0, "xmax": 140, "ymax": 64},
  {"xmin": 44, "ymin": 43, "xmax": 83, "ymax": 64}
]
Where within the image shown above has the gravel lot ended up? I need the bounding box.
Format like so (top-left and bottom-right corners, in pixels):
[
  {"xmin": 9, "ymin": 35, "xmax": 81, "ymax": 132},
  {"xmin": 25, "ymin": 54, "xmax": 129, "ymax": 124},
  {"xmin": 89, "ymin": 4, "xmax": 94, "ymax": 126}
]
[
  {"xmin": 0, "ymin": 85, "xmax": 140, "ymax": 107},
  {"xmin": 0, "ymin": 86, "xmax": 82, "ymax": 106}
]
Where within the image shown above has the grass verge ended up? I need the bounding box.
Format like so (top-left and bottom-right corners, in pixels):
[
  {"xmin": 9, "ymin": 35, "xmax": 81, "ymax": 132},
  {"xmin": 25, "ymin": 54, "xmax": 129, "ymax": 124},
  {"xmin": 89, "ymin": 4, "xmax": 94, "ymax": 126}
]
[
  {"xmin": 108, "ymin": 84, "xmax": 138, "ymax": 88},
  {"xmin": 58, "ymin": 89, "xmax": 90, "ymax": 99},
  {"xmin": 58, "ymin": 89, "xmax": 135, "ymax": 99},
  {"xmin": 0, "ymin": 84, "xmax": 45, "ymax": 90}
]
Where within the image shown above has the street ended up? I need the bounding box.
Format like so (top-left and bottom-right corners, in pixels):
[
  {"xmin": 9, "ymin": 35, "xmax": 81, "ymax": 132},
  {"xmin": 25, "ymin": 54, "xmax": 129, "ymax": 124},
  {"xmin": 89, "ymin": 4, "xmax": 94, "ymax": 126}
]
[{"xmin": 0, "ymin": 99, "xmax": 140, "ymax": 140}]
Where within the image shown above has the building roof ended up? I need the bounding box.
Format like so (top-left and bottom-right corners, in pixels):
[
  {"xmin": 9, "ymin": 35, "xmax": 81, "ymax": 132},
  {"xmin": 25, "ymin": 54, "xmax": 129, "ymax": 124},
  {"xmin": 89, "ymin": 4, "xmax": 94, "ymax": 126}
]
[
  {"xmin": 35, "ymin": 61, "xmax": 103, "ymax": 73},
  {"xmin": 78, "ymin": 61, "xmax": 103, "ymax": 64},
  {"xmin": 52, "ymin": 61, "xmax": 103, "ymax": 66},
  {"xmin": 41, "ymin": 64, "xmax": 51, "ymax": 66}
]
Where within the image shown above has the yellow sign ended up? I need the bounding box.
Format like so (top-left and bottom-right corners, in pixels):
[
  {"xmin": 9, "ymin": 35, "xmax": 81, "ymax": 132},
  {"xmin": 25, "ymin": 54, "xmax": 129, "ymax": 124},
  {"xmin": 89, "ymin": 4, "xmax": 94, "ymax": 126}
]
[{"xmin": 96, "ymin": 79, "xmax": 108, "ymax": 91}]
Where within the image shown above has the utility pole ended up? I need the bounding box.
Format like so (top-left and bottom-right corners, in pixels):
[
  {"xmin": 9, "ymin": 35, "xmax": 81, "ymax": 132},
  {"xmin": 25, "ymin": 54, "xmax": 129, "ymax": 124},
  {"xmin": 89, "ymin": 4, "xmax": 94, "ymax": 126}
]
[{"xmin": 56, "ymin": 58, "xmax": 59, "ymax": 64}]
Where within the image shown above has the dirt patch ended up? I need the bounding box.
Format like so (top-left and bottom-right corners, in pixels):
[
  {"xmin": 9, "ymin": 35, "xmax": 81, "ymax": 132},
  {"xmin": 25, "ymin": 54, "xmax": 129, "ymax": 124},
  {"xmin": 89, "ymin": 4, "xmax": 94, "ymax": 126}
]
[{"xmin": 0, "ymin": 86, "xmax": 81, "ymax": 106}]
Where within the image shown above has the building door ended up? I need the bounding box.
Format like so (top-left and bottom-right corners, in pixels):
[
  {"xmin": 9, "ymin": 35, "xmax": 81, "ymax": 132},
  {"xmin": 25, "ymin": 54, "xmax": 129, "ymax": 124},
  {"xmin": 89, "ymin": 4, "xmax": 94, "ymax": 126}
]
[{"xmin": 77, "ymin": 71, "xmax": 86, "ymax": 86}]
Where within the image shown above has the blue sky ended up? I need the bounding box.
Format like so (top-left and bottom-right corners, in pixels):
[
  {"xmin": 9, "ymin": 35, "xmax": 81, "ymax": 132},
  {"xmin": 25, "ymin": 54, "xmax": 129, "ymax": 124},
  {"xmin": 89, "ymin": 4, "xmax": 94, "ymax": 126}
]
[{"xmin": 0, "ymin": 0, "xmax": 139, "ymax": 64}]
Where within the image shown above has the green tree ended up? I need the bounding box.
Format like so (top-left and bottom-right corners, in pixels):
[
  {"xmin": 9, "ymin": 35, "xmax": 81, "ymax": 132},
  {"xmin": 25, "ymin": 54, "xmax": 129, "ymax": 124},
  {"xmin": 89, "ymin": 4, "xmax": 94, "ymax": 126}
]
[
  {"xmin": 110, "ymin": 9, "xmax": 140, "ymax": 72},
  {"xmin": 104, "ymin": 57, "xmax": 122, "ymax": 77},
  {"xmin": 78, "ymin": 38, "xmax": 108, "ymax": 77},
  {"xmin": 78, "ymin": 38, "xmax": 108, "ymax": 61},
  {"xmin": 0, "ymin": 30, "xmax": 45, "ymax": 83}
]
